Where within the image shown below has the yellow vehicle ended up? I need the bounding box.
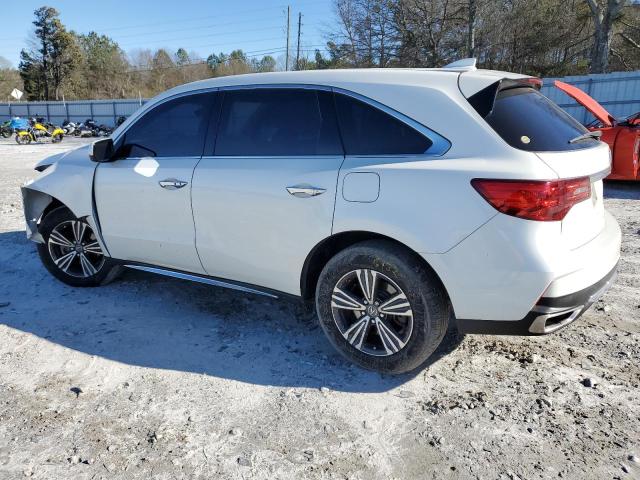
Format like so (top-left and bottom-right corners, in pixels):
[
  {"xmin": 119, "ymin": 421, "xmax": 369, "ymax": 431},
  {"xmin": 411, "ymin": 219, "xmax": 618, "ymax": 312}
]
[{"xmin": 15, "ymin": 121, "xmax": 64, "ymax": 145}]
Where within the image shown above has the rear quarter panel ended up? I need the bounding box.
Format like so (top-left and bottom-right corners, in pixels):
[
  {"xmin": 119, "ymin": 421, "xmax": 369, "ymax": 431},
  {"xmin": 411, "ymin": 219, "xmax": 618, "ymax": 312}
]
[
  {"xmin": 331, "ymin": 81, "xmax": 559, "ymax": 254},
  {"xmin": 333, "ymin": 153, "xmax": 558, "ymax": 255}
]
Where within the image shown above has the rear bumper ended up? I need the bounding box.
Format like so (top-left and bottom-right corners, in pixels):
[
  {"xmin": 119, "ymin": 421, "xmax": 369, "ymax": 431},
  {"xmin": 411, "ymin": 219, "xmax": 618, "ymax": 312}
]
[{"xmin": 457, "ymin": 262, "xmax": 618, "ymax": 335}]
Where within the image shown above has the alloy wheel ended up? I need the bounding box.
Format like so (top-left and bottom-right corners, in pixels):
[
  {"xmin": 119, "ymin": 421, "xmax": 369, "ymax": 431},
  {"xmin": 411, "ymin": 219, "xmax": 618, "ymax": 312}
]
[
  {"xmin": 331, "ymin": 269, "xmax": 414, "ymax": 356},
  {"xmin": 47, "ymin": 220, "xmax": 105, "ymax": 278}
]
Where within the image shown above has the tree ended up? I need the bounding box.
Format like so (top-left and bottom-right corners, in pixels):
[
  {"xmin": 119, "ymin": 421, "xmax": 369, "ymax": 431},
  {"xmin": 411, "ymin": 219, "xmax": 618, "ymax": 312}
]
[
  {"xmin": 206, "ymin": 50, "xmax": 252, "ymax": 77},
  {"xmin": 175, "ymin": 48, "xmax": 191, "ymax": 66},
  {"xmin": 74, "ymin": 32, "xmax": 130, "ymax": 98},
  {"xmin": 331, "ymin": 0, "xmax": 397, "ymax": 67},
  {"xmin": 585, "ymin": 0, "xmax": 626, "ymax": 73},
  {"xmin": 19, "ymin": 7, "xmax": 79, "ymax": 100},
  {"xmin": 254, "ymin": 55, "xmax": 277, "ymax": 72},
  {"xmin": 467, "ymin": 0, "xmax": 476, "ymax": 58},
  {"xmin": 0, "ymin": 56, "xmax": 24, "ymax": 100}
]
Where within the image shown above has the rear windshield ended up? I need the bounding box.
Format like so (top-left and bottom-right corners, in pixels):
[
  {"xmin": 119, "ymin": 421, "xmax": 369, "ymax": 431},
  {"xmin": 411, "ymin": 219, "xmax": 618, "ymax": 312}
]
[{"xmin": 472, "ymin": 85, "xmax": 599, "ymax": 152}]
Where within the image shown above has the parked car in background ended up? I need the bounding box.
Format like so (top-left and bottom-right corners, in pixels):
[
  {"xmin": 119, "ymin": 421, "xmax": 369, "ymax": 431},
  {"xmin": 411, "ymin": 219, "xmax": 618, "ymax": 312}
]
[
  {"xmin": 21, "ymin": 63, "xmax": 620, "ymax": 373},
  {"xmin": 555, "ymin": 80, "xmax": 640, "ymax": 181}
]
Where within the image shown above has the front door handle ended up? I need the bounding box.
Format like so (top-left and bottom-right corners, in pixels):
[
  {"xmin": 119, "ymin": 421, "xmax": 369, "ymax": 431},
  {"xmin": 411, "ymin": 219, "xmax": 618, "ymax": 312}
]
[
  {"xmin": 159, "ymin": 178, "xmax": 188, "ymax": 190},
  {"xmin": 286, "ymin": 185, "xmax": 326, "ymax": 198}
]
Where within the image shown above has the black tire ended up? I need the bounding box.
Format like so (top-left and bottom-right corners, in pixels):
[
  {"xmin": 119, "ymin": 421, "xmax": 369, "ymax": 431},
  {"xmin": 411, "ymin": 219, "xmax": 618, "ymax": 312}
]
[
  {"xmin": 15, "ymin": 134, "xmax": 30, "ymax": 145},
  {"xmin": 37, "ymin": 207, "xmax": 117, "ymax": 287},
  {"xmin": 315, "ymin": 240, "xmax": 450, "ymax": 374},
  {"xmin": 1, "ymin": 130, "xmax": 10, "ymax": 138},
  {"xmin": 52, "ymin": 133, "xmax": 63, "ymax": 143}
]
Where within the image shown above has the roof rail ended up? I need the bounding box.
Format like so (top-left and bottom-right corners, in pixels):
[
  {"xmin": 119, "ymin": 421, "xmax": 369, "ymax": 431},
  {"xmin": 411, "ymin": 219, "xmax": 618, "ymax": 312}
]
[{"xmin": 443, "ymin": 58, "xmax": 477, "ymax": 71}]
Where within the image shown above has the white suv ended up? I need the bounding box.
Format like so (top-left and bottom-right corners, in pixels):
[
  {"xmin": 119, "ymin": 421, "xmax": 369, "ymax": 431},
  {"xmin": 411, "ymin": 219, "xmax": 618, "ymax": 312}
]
[{"xmin": 21, "ymin": 62, "xmax": 621, "ymax": 373}]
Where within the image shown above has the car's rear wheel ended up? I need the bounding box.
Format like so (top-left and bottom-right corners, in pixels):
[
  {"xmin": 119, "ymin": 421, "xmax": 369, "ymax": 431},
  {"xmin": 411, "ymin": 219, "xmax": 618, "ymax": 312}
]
[
  {"xmin": 37, "ymin": 207, "xmax": 117, "ymax": 287},
  {"xmin": 315, "ymin": 240, "xmax": 450, "ymax": 374}
]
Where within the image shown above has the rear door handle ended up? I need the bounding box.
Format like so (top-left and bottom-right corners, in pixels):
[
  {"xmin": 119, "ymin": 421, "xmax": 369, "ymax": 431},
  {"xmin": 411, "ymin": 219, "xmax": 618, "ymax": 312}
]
[
  {"xmin": 286, "ymin": 185, "xmax": 326, "ymax": 198},
  {"xmin": 159, "ymin": 179, "xmax": 188, "ymax": 190}
]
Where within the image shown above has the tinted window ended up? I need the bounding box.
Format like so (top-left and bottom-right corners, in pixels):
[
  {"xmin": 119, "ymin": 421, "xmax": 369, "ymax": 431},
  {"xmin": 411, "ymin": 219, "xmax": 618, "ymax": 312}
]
[
  {"xmin": 334, "ymin": 93, "xmax": 432, "ymax": 155},
  {"xmin": 480, "ymin": 86, "xmax": 598, "ymax": 152},
  {"xmin": 215, "ymin": 89, "xmax": 342, "ymax": 156},
  {"xmin": 118, "ymin": 92, "xmax": 213, "ymax": 158}
]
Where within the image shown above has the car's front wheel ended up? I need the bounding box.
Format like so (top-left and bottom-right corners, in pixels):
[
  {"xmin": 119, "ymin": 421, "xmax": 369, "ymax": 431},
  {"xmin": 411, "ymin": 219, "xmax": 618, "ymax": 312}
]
[
  {"xmin": 315, "ymin": 240, "xmax": 450, "ymax": 374},
  {"xmin": 37, "ymin": 207, "xmax": 116, "ymax": 287}
]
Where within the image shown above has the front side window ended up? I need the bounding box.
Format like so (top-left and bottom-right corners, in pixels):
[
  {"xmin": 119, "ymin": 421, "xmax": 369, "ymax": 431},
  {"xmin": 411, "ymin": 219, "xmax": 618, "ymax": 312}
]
[
  {"xmin": 334, "ymin": 93, "xmax": 433, "ymax": 155},
  {"xmin": 476, "ymin": 86, "xmax": 598, "ymax": 152},
  {"xmin": 117, "ymin": 92, "xmax": 214, "ymax": 158},
  {"xmin": 215, "ymin": 89, "xmax": 342, "ymax": 156}
]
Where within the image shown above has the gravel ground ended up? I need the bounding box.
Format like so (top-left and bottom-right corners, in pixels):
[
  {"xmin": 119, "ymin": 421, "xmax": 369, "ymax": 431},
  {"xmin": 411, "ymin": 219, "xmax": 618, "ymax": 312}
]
[{"xmin": 0, "ymin": 136, "xmax": 638, "ymax": 480}]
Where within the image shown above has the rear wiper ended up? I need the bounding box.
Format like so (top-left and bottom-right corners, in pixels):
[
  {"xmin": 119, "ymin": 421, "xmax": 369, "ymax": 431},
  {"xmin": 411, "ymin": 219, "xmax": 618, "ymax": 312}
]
[{"xmin": 569, "ymin": 130, "xmax": 602, "ymax": 144}]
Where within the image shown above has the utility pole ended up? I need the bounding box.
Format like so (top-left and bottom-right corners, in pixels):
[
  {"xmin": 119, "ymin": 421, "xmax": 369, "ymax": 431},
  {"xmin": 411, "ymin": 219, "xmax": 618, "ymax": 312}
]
[
  {"xmin": 285, "ymin": 5, "xmax": 290, "ymax": 71},
  {"xmin": 296, "ymin": 12, "xmax": 302, "ymax": 70}
]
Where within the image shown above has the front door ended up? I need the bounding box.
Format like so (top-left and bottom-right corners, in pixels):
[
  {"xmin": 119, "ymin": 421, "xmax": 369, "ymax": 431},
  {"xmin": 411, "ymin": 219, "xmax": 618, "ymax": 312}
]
[
  {"xmin": 192, "ymin": 88, "xmax": 344, "ymax": 294},
  {"xmin": 94, "ymin": 91, "xmax": 215, "ymax": 273}
]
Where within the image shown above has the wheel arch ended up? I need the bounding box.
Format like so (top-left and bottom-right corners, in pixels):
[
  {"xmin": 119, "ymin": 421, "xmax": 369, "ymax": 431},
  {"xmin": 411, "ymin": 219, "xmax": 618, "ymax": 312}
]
[
  {"xmin": 300, "ymin": 230, "xmax": 450, "ymax": 303},
  {"xmin": 22, "ymin": 187, "xmax": 69, "ymax": 243}
]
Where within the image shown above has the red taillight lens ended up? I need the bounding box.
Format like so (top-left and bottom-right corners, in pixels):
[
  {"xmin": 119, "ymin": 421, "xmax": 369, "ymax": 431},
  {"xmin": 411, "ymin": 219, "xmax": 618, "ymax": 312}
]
[{"xmin": 471, "ymin": 177, "xmax": 591, "ymax": 221}]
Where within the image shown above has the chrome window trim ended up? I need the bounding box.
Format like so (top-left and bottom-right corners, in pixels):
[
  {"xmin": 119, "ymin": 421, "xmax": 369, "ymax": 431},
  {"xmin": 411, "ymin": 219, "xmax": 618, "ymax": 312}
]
[
  {"xmin": 113, "ymin": 82, "xmax": 451, "ymax": 159},
  {"xmin": 331, "ymin": 87, "xmax": 451, "ymax": 157},
  {"xmin": 218, "ymin": 83, "xmax": 332, "ymax": 92},
  {"xmin": 111, "ymin": 87, "xmax": 220, "ymax": 146}
]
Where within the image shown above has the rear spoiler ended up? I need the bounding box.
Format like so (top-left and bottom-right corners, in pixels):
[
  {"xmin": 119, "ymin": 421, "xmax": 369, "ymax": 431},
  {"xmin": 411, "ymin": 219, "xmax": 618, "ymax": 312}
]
[{"xmin": 466, "ymin": 78, "xmax": 543, "ymax": 119}]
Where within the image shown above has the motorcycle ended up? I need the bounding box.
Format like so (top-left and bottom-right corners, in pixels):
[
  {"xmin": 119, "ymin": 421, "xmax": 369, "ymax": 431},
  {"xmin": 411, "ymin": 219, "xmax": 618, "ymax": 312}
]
[
  {"xmin": 62, "ymin": 119, "xmax": 78, "ymax": 136},
  {"xmin": 1, "ymin": 120, "xmax": 13, "ymax": 138},
  {"xmin": 15, "ymin": 118, "xmax": 64, "ymax": 145},
  {"xmin": 85, "ymin": 119, "xmax": 113, "ymax": 137}
]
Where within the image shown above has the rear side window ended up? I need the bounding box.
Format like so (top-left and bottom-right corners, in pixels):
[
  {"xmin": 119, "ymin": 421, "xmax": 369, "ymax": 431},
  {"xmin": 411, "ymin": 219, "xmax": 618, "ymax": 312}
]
[
  {"xmin": 215, "ymin": 89, "xmax": 342, "ymax": 156},
  {"xmin": 118, "ymin": 92, "xmax": 213, "ymax": 158},
  {"xmin": 334, "ymin": 93, "xmax": 433, "ymax": 155},
  {"xmin": 477, "ymin": 86, "xmax": 598, "ymax": 152}
]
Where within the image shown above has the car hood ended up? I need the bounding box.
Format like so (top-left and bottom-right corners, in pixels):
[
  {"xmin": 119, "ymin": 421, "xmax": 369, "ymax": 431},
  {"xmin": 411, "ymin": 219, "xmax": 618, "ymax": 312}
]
[
  {"xmin": 554, "ymin": 80, "xmax": 615, "ymax": 128},
  {"xmin": 34, "ymin": 144, "xmax": 92, "ymax": 171}
]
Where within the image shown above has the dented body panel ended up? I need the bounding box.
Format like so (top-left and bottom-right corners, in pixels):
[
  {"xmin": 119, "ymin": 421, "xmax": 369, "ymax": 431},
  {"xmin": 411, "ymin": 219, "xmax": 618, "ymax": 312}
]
[{"xmin": 20, "ymin": 145, "xmax": 106, "ymax": 251}]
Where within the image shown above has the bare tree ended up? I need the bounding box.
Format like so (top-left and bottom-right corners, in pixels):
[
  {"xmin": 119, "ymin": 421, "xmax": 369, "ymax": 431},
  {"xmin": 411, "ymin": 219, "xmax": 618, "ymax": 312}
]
[
  {"xmin": 585, "ymin": 0, "xmax": 626, "ymax": 73},
  {"xmin": 467, "ymin": 0, "xmax": 476, "ymax": 57}
]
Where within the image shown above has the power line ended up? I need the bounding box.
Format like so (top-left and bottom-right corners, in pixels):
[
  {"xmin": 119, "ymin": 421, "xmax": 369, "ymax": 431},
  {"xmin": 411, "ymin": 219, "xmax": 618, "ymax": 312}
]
[
  {"xmin": 92, "ymin": 0, "xmax": 330, "ymax": 33},
  {"xmin": 78, "ymin": 4, "xmax": 294, "ymax": 34},
  {"xmin": 108, "ymin": 15, "xmax": 288, "ymax": 41},
  {"xmin": 125, "ymin": 45, "xmax": 328, "ymax": 73},
  {"xmin": 118, "ymin": 25, "xmax": 286, "ymax": 49}
]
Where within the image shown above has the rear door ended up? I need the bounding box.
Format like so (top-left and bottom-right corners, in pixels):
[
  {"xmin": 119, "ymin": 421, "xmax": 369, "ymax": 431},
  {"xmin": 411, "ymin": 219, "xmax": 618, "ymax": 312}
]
[
  {"xmin": 95, "ymin": 91, "xmax": 215, "ymax": 272},
  {"xmin": 473, "ymin": 83, "xmax": 610, "ymax": 248},
  {"xmin": 191, "ymin": 87, "xmax": 344, "ymax": 294}
]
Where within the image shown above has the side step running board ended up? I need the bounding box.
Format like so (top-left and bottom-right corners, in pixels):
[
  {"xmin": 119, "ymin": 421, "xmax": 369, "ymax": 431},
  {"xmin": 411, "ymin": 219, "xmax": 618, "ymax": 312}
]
[{"xmin": 124, "ymin": 264, "xmax": 279, "ymax": 299}]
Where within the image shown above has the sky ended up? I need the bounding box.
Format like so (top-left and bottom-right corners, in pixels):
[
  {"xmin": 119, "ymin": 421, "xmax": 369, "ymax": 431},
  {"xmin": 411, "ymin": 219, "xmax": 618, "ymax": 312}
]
[{"xmin": 0, "ymin": 0, "xmax": 334, "ymax": 68}]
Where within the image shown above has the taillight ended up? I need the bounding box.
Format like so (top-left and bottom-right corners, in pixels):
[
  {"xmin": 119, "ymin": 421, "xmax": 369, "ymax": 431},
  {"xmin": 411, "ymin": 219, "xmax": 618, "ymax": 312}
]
[{"xmin": 471, "ymin": 177, "xmax": 591, "ymax": 221}]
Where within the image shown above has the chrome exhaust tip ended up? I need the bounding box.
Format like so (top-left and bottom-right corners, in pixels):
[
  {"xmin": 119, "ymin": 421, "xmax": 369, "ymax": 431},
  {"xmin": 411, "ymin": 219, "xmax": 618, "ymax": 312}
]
[{"xmin": 528, "ymin": 305, "xmax": 584, "ymax": 334}]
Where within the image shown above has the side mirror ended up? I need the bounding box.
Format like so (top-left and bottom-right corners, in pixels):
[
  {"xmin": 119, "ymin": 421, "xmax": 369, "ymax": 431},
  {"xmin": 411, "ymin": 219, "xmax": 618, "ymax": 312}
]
[{"xmin": 90, "ymin": 138, "xmax": 114, "ymax": 162}]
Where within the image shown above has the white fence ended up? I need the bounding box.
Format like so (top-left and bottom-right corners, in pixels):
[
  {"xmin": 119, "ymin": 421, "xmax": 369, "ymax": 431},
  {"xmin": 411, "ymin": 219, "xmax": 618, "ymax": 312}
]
[{"xmin": 2, "ymin": 70, "xmax": 640, "ymax": 126}]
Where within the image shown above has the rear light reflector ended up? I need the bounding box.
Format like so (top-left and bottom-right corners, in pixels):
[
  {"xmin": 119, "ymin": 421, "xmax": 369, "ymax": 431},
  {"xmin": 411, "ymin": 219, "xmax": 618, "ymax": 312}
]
[{"xmin": 471, "ymin": 177, "xmax": 591, "ymax": 221}]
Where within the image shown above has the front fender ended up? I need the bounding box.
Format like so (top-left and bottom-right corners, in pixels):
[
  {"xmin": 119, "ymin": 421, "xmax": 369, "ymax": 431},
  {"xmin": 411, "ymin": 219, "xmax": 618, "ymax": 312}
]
[
  {"xmin": 21, "ymin": 186, "xmax": 53, "ymax": 243},
  {"xmin": 20, "ymin": 145, "xmax": 107, "ymax": 253}
]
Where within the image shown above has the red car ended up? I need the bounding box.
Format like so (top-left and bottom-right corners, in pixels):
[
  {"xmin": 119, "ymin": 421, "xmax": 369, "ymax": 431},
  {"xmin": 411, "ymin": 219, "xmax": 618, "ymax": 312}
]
[{"xmin": 555, "ymin": 80, "xmax": 640, "ymax": 181}]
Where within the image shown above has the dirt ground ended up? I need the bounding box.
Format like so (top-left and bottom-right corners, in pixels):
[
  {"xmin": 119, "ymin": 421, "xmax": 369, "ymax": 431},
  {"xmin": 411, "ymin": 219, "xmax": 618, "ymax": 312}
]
[{"xmin": 0, "ymin": 136, "xmax": 638, "ymax": 480}]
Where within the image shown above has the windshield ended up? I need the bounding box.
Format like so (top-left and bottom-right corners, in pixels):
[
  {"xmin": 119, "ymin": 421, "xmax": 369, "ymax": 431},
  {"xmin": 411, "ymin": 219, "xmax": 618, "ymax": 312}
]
[{"xmin": 471, "ymin": 85, "xmax": 600, "ymax": 152}]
